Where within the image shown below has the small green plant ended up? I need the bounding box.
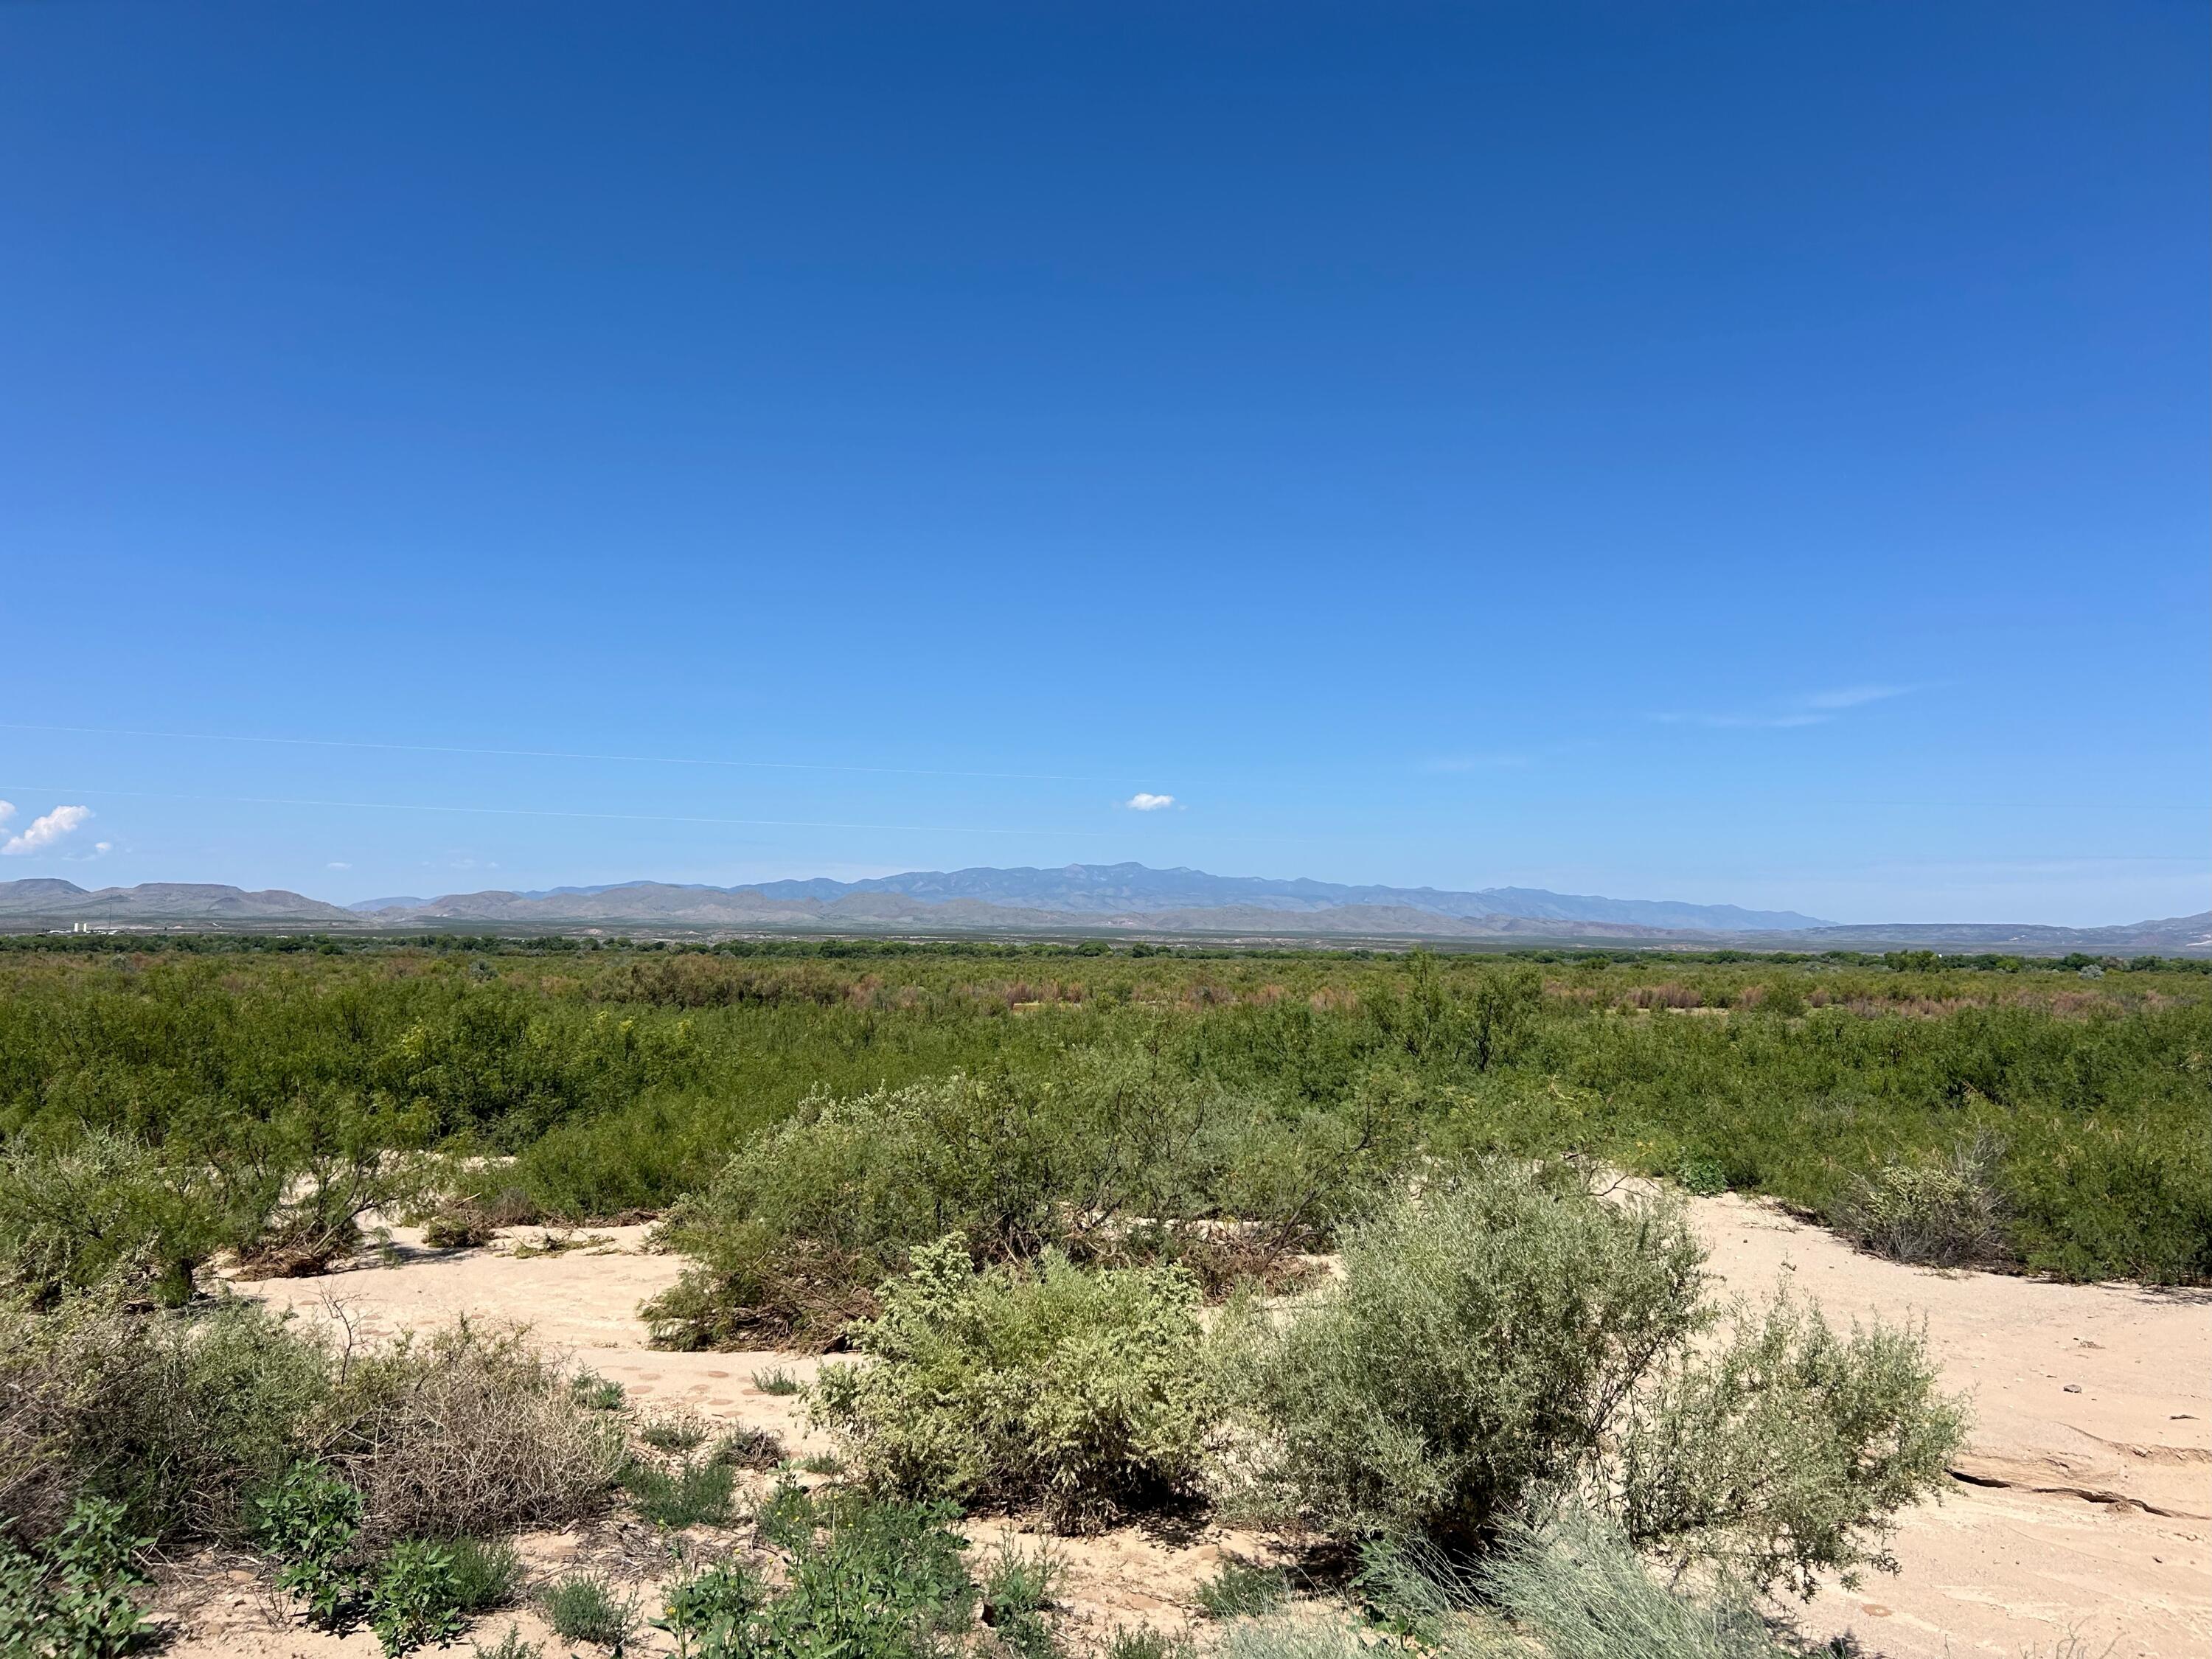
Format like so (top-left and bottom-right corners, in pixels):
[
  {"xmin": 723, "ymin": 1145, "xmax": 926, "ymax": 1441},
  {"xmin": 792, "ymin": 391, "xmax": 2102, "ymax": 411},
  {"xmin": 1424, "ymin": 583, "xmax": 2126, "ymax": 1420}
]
[
  {"xmin": 798, "ymin": 1453, "xmax": 844, "ymax": 1475},
  {"xmin": 653, "ymin": 1557, "xmax": 765, "ymax": 1658},
  {"xmin": 472, "ymin": 1625, "xmax": 544, "ymax": 1659},
  {"xmin": 1194, "ymin": 1559, "xmax": 1287, "ymax": 1620},
  {"xmin": 761, "ymin": 1495, "xmax": 978, "ymax": 1659},
  {"xmin": 0, "ymin": 1495, "xmax": 152, "ymax": 1659},
  {"xmin": 543, "ymin": 1571, "xmax": 639, "ymax": 1648},
  {"xmin": 442, "ymin": 1535, "xmax": 524, "ymax": 1613},
  {"xmin": 422, "ymin": 1205, "xmax": 498, "ymax": 1250},
  {"xmin": 1672, "ymin": 1152, "xmax": 1730, "ymax": 1197},
  {"xmin": 641, "ymin": 1413, "xmax": 710, "ymax": 1453},
  {"xmin": 754, "ymin": 1479, "xmax": 818, "ymax": 1553},
  {"xmin": 983, "ymin": 1538, "xmax": 1064, "ymax": 1659},
  {"xmin": 571, "ymin": 1370, "xmax": 627, "ymax": 1411},
  {"xmin": 712, "ymin": 1425, "xmax": 786, "ymax": 1470},
  {"xmin": 369, "ymin": 1539, "xmax": 467, "ymax": 1657},
  {"xmin": 1100, "ymin": 1628, "xmax": 1195, "ymax": 1659},
  {"xmin": 752, "ymin": 1366, "xmax": 801, "ymax": 1397},
  {"xmin": 622, "ymin": 1456, "xmax": 738, "ymax": 1528},
  {"xmin": 254, "ymin": 1461, "xmax": 368, "ymax": 1630}
]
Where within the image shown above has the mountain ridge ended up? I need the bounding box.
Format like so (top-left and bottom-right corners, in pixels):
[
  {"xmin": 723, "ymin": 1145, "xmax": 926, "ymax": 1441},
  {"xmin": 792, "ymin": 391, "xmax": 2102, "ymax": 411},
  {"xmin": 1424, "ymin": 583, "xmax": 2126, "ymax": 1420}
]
[{"xmin": 3, "ymin": 866, "xmax": 2205, "ymax": 953}]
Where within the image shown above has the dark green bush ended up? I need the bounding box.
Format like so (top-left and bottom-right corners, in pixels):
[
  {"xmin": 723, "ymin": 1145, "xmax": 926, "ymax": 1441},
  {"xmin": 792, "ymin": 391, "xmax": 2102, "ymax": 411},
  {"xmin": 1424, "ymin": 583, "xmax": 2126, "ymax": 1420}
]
[
  {"xmin": 370, "ymin": 1539, "xmax": 468, "ymax": 1657},
  {"xmin": 543, "ymin": 1571, "xmax": 639, "ymax": 1647},
  {"xmin": 0, "ymin": 1495, "xmax": 150, "ymax": 1659}
]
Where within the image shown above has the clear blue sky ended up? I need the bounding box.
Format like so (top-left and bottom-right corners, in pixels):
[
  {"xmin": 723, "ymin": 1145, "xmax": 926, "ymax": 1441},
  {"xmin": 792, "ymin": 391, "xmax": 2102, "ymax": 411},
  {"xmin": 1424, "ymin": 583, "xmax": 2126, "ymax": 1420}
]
[{"xmin": 2, "ymin": 1, "xmax": 2205, "ymax": 925}]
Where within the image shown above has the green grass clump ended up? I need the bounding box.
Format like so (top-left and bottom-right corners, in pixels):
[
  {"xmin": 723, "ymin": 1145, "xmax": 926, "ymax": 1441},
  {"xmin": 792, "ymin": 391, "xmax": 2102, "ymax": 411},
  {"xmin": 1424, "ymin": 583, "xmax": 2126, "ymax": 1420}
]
[
  {"xmin": 1194, "ymin": 1559, "xmax": 1288, "ymax": 1620},
  {"xmin": 813, "ymin": 1239, "xmax": 1216, "ymax": 1529},
  {"xmin": 441, "ymin": 1534, "xmax": 524, "ymax": 1613},
  {"xmin": 752, "ymin": 1366, "xmax": 801, "ymax": 1396},
  {"xmin": 621, "ymin": 1455, "xmax": 738, "ymax": 1529},
  {"xmin": 543, "ymin": 1571, "xmax": 639, "ymax": 1647},
  {"xmin": 640, "ymin": 1412, "xmax": 709, "ymax": 1453}
]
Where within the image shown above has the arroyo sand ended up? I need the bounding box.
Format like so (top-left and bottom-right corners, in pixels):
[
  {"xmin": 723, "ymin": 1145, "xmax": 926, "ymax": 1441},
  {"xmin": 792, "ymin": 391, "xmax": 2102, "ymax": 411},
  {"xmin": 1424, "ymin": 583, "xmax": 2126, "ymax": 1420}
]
[{"xmin": 168, "ymin": 1194, "xmax": 2208, "ymax": 1658}]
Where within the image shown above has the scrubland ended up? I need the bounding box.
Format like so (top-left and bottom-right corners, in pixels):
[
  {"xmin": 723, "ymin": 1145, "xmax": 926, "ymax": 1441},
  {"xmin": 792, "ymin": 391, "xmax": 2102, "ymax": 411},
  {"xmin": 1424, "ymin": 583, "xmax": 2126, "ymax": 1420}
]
[{"xmin": 0, "ymin": 936, "xmax": 2203, "ymax": 1656}]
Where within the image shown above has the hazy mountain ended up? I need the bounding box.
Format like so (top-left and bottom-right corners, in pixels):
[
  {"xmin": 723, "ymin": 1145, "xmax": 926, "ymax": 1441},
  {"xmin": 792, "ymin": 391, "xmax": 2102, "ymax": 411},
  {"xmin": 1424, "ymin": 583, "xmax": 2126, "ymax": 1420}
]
[
  {"xmin": 0, "ymin": 880, "xmax": 358, "ymax": 924},
  {"xmin": 731, "ymin": 863, "xmax": 1829, "ymax": 931},
  {"xmin": 2, "ymin": 871, "xmax": 2201, "ymax": 954}
]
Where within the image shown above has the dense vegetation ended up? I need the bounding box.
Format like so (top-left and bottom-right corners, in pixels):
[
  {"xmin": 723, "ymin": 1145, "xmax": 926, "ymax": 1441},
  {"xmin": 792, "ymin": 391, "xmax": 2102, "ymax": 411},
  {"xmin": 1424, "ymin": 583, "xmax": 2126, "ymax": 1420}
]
[{"xmin": 0, "ymin": 937, "xmax": 2203, "ymax": 1287}]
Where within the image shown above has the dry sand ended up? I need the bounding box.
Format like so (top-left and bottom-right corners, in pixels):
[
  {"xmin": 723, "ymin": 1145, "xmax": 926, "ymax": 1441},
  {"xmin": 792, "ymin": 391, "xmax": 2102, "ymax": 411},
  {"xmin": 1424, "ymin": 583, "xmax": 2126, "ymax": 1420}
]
[{"xmin": 163, "ymin": 1201, "xmax": 2207, "ymax": 1658}]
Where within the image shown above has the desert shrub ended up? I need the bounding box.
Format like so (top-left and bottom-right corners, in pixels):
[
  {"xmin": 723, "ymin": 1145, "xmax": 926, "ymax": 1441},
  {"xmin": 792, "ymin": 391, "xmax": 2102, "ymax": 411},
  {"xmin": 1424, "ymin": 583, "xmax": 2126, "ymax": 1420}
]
[
  {"xmin": 1219, "ymin": 1166, "xmax": 1965, "ymax": 1590},
  {"xmin": 654, "ymin": 1557, "xmax": 766, "ymax": 1655},
  {"xmin": 812, "ymin": 1239, "xmax": 1217, "ymax": 1528},
  {"xmin": 473, "ymin": 1624, "xmax": 543, "ymax": 1659},
  {"xmin": 980, "ymin": 1537, "xmax": 1063, "ymax": 1659},
  {"xmin": 1101, "ymin": 1629, "xmax": 1196, "ymax": 1659},
  {"xmin": 442, "ymin": 1535, "xmax": 524, "ymax": 1613},
  {"xmin": 0, "ymin": 1132, "xmax": 216, "ymax": 1307},
  {"xmin": 571, "ymin": 1370, "xmax": 625, "ymax": 1411},
  {"xmin": 640, "ymin": 1412, "xmax": 710, "ymax": 1453},
  {"xmin": 1360, "ymin": 1514, "xmax": 1806, "ymax": 1659},
  {"xmin": 753, "ymin": 1366, "xmax": 801, "ymax": 1396},
  {"xmin": 712, "ymin": 1425, "xmax": 787, "ymax": 1470},
  {"xmin": 1216, "ymin": 1167, "xmax": 1707, "ymax": 1548},
  {"xmin": 621, "ymin": 1455, "xmax": 737, "ymax": 1529},
  {"xmin": 1840, "ymin": 1138, "xmax": 2011, "ymax": 1267},
  {"xmin": 320, "ymin": 1320, "xmax": 619, "ymax": 1542},
  {"xmin": 0, "ymin": 1290, "xmax": 328, "ymax": 1546},
  {"xmin": 0, "ymin": 1495, "xmax": 150, "ymax": 1659},
  {"xmin": 758, "ymin": 1493, "xmax": 978, "ymax": 1659},
  {"xmin": 543, "ymin": 1571, "xmax": 639, "ymax": 1647},
  {"xmin": 1615, "ymin": 1293, "xmax": 1968, "ymax": 1596},
  {"xmin": 1194, "ymin": 1559, "xmax": 1288, "ymax": 1620},
  {"xmin": 421, "ymin": 1203, "xmax": 498, "ymax": 1250},
  {"xmin": 369, "ymin": 1539, "xmax": 468, "ymax": 1657},
  {"xmin": 253, "ymin": 1461, "xmax": 369, "ymax": 1630},
  {"xmin": 644, "ymin": 1057, "xmax": 1336, "ymax": 1352}
]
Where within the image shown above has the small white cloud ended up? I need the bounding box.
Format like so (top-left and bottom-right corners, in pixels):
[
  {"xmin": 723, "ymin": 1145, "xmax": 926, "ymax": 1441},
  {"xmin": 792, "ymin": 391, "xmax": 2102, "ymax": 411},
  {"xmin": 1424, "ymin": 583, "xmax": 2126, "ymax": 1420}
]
[
  {"xmin": 0, "ymin": 801, "xmax": 13, "ymax": 825},
  {"xmin": 93, "ymin": 842, "xmax": 112, "ymax": 855},
  {"xmin": 327, "ymin": 860, "xmax": 352, "ymax": 871},
  {"xmin": 1, "ymin": 804, "xmax": 93, "ymax": 857},
  {"xmin": 1802, "ymin": 684, "xmax": 1914, "ymax": 712},
  {"xmin": 1122, "ymin": 793, "xmax": 1176, "ymax": 812}
]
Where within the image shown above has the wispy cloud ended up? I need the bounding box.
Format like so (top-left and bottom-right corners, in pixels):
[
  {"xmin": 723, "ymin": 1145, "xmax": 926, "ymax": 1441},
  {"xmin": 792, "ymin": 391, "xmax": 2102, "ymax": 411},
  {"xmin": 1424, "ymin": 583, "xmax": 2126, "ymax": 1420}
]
[
  {"xmin": 1122, "ymin": 793, "xmax": 1177, "ymax": 812},
  {"xmin": 1, "ymin": 804, "xmax": 94, "ymax": 856},
  {"xmin": 327, "ymin": 860, "xmax": 352, "ymax": 871},
  {"xmin": 1652, "ymin": 684, "xmax": 1923, "ymax": 730}
]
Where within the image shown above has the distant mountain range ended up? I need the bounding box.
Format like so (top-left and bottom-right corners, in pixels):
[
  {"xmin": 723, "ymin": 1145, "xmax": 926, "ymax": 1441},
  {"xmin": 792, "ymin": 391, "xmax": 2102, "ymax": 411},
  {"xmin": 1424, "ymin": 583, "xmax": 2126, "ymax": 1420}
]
[{"xmin": 3, "ymin": 863, "xmax": 2206, "ymax": 953}]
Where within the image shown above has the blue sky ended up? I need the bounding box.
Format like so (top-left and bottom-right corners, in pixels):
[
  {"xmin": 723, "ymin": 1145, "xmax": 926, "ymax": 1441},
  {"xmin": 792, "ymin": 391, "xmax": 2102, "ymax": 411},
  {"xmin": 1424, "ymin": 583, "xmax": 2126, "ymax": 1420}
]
[{"xmin": 2, "ymin": 1, "xmax": 2204, "ymax": 925}]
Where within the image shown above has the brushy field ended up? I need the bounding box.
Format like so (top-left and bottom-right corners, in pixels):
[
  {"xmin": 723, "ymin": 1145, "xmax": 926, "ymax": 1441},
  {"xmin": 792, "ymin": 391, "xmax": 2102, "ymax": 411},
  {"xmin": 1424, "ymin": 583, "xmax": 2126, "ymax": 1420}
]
[
  {"xmin": 0, "ymin": 936, "xmax": 2203, "ymax": 1289},
  {"xmin": 0, "ymin": 933, "xmax": 2198, "ymax": 1657}
]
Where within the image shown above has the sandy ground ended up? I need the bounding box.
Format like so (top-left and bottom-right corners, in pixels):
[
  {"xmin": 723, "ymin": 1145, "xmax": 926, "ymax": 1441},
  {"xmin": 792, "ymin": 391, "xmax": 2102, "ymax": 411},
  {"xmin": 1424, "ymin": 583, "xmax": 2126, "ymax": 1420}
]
[{"xmin": 161, "ymin": 1202, "xmax": 2208, "ymax": 1658}]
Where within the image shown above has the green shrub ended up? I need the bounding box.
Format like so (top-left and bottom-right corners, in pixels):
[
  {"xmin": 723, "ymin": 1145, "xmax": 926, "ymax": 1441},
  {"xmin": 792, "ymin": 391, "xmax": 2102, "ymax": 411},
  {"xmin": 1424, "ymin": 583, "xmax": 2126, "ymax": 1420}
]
[
  {"xmin": 813, "ymin": 1239, "xmax": 1217, "ymax": 1528},
  {"xmin": 1100, "ymin": 1628, "xmax": 1196, "ymax": 1659},
  {"xmin": 0, "ymin": 1495, "xmax": 150, "ymax": 1659},
  {"xmin": 0, "ymin": 1132, "xmax": 216, "ymax": 1307},
  {"xmin": 641, "ymin": 1412, "xmax": 709, "ymax": 1453},
  {"xmin": 1216, "ymin": 1166, "xmax": 1707, "ymax": 1548},
  {"xmin": 253, "ymin": 1461, "xmax": 368, "ymax": 1630},
  {"xmin": 753, "ymin": 1366, "xmax": 801, "ymax": 1396},
  {"xmin": 1193, "ymin": 1559, "xmax": 1287, "ymax": 1620},
  {"xmin": 1219, "ymin": 1166, "xmax": 1966, "ymax": 1592},
  {"xmin": 1615, "ymin": 1293, "xmax": 1968, "ymax": 1596},
  {"xmin": 421, "ymin": 1203, "xmax": 498, "ymax": 1250},
  {"xmin": 1842, "ymin": 1139, "xmax": 2011, "ymax": 1268},
  {"xmin": 369, "ymin": 1539, "xmax": 467, "ymax": 1657},
  {"xmin": 0, "ymin": 1288, "xmax": 330, "ymax": 1546},
  {"xmin": 621, "ymin": 1455, "xmax": 737, "ymax": 1529},
  {"xmin": 571, "ymin": 1370, "xmax": 625, "ymax": 1411},
  {"xmin": 712, "ymin": 1426, "xmax": 787, "ymax": 1471},
  {"xmin": 321, "ymin": 1320, "xmax": 619, "ymax": 1543},
  {"xmin": 758, "ymin": 1493, "xmax": 978, "ymax": 1659},
  {"xmin": 543, "ymin": 1571, "xmax": 639, "ymax": 1647},
  {"xmin": 1357, "ymin": 1514, "xmax": 1806, "ymax": 1659},
  {"xmin": 981, "ymin": 1537, "xmax": 1063, "ymax": 1659},
  {"xmin": 653, "ymin": 1557, "xmax": 766, "ymax": 1657},
  {"xmin": 441, "ymin": 1534, "xmax": 524, "ymax": 1613}
]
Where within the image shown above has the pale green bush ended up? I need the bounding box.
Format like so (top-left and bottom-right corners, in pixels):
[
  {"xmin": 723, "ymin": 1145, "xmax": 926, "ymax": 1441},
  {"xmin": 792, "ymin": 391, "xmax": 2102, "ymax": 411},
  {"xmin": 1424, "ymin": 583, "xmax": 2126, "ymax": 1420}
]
[
  {"xmin": 1841, "ymin": 1138, "xmax": 2011, "ymax": 1267},
  {"xmin": 811, "ymin": 1239, "xmax": 1216, "ymax": 1529},
  {"xmin": 0, "ymin": 1132, "xmax": 217, "ymax": 1307},
  {"xmin": 1216, "ymin": 1166, "xmax": 1707, "ymax": 1548},
  {"xmin": 1218, "ymin": 1164, "xmax": 1966, "ymax": 1593}
]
